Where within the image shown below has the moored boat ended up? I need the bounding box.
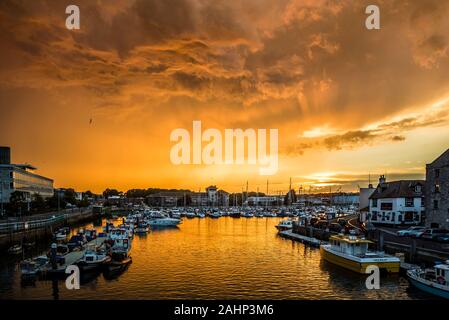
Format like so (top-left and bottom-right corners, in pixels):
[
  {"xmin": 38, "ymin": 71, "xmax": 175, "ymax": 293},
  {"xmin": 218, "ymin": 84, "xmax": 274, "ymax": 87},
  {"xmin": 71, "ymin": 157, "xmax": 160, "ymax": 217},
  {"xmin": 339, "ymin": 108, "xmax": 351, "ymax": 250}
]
[
  {"xmin": 320, "ymin": 234, "xmax": 400, "ymax": 274},
  {"xmin": 77, "ymin": 249, "xmax": 111, "ymax": 271},
  {"xmin": 148, "ymin": 217, "xmax": 182, "ymax": 227},
  {"xmin": 8, "ymin": 244, "xmax": 22, "ymax": 254},
  {"xmin": 407, "ymin": 261, "xmax": 449, "ymax": 299},
  {"xmin": 275, "ymin": 219, "xmax": 294, "ymax": 231},
  {"xmin": 20, "ymin": 255, "xmax": 49, "ymax": 279}
]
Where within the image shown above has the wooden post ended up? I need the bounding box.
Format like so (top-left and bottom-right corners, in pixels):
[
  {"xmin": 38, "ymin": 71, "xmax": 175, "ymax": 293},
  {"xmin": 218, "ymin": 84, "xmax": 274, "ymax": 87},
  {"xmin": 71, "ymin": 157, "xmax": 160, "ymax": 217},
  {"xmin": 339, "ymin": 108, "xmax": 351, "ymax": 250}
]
[
  {"xmin": 410, "ymin": 239, "xmax": 417, "ymax": 263},
  {"xmin": 378, "ymin": 230, "xmax": 384, "ymax": 251}
]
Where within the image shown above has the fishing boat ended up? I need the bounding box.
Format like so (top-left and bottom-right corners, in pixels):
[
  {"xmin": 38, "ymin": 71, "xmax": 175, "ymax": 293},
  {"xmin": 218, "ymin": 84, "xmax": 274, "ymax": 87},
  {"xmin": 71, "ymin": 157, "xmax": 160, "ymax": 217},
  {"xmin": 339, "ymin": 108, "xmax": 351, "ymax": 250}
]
[
  {"xmin": 407, "ymin": 261, "xmax": 449, "ymax": 299},
  {"xmin": 20, "ymin": 255, "xmax": 49, "ymax": 278},
  {"xmin": 148, "ymin": 217, "xmax": 182, "ymax": 227},
  {"xmin": 275, "ymin": 219, "xmax": 294, "ymax": 231},
  {"xmin": 8, "ymin": 244, "xmax": 22, "ymax": 254},
  {"xmin": 320, "ymin": 234, "xmax": 400, "ymax": 274},
  {"xmin": 77, "ymin": 249, "xmax": 111, "ymax": 271}
]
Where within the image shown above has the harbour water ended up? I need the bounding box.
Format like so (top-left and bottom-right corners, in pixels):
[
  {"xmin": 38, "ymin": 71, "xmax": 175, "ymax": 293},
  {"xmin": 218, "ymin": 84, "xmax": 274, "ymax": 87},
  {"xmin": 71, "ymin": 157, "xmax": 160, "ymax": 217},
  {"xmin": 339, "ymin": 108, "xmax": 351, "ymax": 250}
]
[{"xmin": 0, "ymin": 217, "xmax": 434, "ymax": 300}]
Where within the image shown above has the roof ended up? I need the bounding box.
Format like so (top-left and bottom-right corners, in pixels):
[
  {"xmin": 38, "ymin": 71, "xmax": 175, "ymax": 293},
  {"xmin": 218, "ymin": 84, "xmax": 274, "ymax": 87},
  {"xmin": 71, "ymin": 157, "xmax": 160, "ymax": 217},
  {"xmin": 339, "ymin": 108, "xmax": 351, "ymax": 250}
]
[
  {"xmin": 370, "ymin": 180, "xmax": 425, "ymax": 199},
  {"xmin": 428, "ymin": 148, "xmax": 449, "ymax": 167}
]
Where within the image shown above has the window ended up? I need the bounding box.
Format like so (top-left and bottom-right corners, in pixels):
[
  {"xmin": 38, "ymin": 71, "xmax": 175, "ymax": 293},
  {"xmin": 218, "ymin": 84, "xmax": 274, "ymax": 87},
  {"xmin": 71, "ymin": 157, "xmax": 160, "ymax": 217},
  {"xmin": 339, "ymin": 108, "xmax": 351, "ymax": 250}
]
[
  {"xmin": 435, "ymin": 184, "xmax": 440, "ymax": 193},
  {"xmin": 434, "ymin": 200, "xmax": 439, "ymax": 210},
  {"xmin": 405, "ymin": 198, "xmax": 414, "ymax": 207},
  {"xmin": 415, "ymin": 185, "xmax": 422, "ymax": 193},
  {"xmin": 381, "ymin": 202, "xmax": 393, "ymax": 210},
  {"xmin": 372, "ymin": 199, "xmax": 378, "ymax": 208},
  {"xmin": 435, "ymin": 169, "xmax": 440, "ymax": 178}
]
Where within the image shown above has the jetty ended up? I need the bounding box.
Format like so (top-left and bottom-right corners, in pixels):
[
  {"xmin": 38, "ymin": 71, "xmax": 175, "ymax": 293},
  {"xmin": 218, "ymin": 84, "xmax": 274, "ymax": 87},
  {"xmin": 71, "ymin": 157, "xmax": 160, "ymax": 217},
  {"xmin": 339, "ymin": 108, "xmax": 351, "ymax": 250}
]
[{"xmin": 279, "ymin": 230, "xmax": 323, "ymax": 247}]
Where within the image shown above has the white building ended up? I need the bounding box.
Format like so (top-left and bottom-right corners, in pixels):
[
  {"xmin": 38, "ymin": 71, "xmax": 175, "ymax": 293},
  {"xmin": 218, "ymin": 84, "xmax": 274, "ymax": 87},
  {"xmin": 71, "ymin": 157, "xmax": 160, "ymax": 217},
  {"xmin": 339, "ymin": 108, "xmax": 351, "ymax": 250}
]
[
  {"xmin": 0, "ymin": 147, "xmax": 54, "ymax": 204},
  {"xmin": 368, "ymin": 175, "xmax": 425, "ymax": 226}
]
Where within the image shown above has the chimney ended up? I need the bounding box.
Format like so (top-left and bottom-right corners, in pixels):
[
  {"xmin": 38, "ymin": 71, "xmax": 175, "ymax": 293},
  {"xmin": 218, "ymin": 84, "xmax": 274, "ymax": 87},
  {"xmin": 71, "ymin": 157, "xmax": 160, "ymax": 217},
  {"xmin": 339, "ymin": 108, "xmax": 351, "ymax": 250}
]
[{"xmin": 379, "ymin": 175, "xmax": 386, "ymax": 185}]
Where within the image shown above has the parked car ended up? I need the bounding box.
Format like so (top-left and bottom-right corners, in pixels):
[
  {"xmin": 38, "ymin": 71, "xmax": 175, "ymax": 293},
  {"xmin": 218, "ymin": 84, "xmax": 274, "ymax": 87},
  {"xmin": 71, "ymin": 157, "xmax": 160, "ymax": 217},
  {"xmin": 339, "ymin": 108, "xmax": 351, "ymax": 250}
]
[
  {"xmin": 420, "ymin": 228, "xmax": 449, "ymax": 240},
  {"xmin": 396, "ymin": 226, "xmax": 426, "ymax": 237},
  {"xmin": 434, "ymin": 233, "xmax": 449, "ymax": 243}
]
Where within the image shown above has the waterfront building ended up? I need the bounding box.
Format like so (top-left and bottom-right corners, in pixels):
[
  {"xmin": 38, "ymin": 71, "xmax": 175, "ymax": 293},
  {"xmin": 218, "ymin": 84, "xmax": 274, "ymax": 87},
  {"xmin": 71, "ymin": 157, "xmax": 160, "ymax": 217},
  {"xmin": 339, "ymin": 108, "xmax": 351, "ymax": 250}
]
[
  {"xmin": 368, "ymin": 175, "xmax": 425, "ymax": 226},
  {"xmin": 147, "ymin": 192, "xmax": 183, "ymax": 207},
  {"xmin": 425, "ymin": 148, "xmax": 449, "ymax": 229},
  {"xmin": 245, "ymin": 196, "xmax": 280, "ymax": 206},
  {"xmin": 331, "ymin": 193, "xmax": 359, "ymax": 205},
  {"xmin": 0, "ymin": 146, "xmax": 54, "ymax": 204}
]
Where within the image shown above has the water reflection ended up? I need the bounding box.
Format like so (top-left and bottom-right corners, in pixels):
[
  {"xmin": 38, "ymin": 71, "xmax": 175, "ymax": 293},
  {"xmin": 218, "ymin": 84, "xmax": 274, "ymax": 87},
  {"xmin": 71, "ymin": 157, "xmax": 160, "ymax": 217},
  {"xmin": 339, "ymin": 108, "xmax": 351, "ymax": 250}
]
[{"xmin": 0, "ymin": 217, "xmax": 433, "ymax": 300}]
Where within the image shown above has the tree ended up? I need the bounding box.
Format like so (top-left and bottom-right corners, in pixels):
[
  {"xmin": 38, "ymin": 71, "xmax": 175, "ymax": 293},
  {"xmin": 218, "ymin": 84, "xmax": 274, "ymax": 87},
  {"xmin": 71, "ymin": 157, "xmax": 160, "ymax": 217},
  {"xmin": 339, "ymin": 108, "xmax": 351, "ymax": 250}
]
[
  {"xmin": 31, "ymin": 193, "xmax": 46, "ymax": 212},
  {"xmin": 7, "ymin": 191, "xmax": 26, "ymax": 215},
  {"xmin": 103, "ymin": 188, "xmax": 121, "ymax": 198}
]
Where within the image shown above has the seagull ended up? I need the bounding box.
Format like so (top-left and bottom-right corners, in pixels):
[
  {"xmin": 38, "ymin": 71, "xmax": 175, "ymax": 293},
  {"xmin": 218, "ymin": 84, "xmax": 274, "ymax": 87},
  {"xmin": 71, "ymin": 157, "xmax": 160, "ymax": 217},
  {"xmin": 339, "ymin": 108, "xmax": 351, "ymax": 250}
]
[{"xmin": 89, "ymin": 118, "xmax": 93, "ymax": 125}]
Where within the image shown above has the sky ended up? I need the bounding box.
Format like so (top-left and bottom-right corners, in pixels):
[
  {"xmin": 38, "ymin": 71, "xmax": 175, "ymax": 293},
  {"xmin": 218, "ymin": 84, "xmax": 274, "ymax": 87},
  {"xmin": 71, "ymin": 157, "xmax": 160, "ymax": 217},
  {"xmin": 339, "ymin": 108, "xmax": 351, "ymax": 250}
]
[{"xmin": 1, "ymin": 0, "xmax": 449, "ymax": 194}]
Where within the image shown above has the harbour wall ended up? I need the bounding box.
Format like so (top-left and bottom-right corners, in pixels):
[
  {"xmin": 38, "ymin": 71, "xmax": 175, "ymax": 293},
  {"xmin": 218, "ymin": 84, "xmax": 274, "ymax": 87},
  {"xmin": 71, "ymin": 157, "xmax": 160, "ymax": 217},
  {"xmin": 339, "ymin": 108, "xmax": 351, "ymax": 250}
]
[{"xmin": 0, "ymin": 209, "xmax": 101, "ymax": 251}]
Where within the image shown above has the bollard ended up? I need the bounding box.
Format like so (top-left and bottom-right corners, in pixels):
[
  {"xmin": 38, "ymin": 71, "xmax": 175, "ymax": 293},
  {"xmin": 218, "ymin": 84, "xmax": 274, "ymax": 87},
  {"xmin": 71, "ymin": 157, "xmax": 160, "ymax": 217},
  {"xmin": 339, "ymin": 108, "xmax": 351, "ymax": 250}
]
[
  {"xmin": 378, "ymin": 231, "xmax": 384, "ymax": 251},
  {"xmin": 410, "ymin": 239, "xmax": 417, "ymax": 263},
  {"xmin": 50, "ymin": 243, "xmax": 57, "ymax": 270}
]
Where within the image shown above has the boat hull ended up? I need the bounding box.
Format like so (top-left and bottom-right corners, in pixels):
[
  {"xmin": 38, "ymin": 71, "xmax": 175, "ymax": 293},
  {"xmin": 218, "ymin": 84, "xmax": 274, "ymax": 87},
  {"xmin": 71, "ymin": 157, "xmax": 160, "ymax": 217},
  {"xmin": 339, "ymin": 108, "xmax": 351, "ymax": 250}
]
[
  {"xmin": 320, "ymin": 246, "xmax": 400, "ymax": 274},
  {"xmin": 407, "ymin": 271, "xmax": 449, "ymax": 299}
]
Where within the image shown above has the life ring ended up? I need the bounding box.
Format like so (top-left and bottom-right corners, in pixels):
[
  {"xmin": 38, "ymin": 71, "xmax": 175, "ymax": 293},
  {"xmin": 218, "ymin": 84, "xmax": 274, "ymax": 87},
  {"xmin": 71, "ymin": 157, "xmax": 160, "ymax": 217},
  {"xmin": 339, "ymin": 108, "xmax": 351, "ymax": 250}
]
[{"xmin": 437, "ymin": 276, "xmax": 446, "ymax": 285}]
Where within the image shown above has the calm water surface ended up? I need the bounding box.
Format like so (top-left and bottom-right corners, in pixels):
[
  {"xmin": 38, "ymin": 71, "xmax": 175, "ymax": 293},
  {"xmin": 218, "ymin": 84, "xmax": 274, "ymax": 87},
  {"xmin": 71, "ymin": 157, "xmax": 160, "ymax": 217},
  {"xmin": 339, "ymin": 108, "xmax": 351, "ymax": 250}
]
[{"xmin": 0, "ymin": 217, "xmax": 433, "ymax": 300}]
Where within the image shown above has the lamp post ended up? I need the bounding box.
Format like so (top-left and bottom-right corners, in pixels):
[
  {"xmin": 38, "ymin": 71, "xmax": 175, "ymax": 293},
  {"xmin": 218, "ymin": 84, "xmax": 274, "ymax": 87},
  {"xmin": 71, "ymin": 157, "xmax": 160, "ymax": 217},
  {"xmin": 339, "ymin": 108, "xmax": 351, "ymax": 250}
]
[{"xmin": 0, "ymin": 181, "xmax": 3, "ymax": 217}]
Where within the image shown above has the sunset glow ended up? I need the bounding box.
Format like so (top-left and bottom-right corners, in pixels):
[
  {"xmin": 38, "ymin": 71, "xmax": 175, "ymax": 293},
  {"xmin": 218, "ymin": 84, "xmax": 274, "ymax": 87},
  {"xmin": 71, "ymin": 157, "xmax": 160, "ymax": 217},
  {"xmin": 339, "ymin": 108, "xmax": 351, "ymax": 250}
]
[{"xmin": 1, "ymin": 0, "xmax": 449, "ymax": 193}]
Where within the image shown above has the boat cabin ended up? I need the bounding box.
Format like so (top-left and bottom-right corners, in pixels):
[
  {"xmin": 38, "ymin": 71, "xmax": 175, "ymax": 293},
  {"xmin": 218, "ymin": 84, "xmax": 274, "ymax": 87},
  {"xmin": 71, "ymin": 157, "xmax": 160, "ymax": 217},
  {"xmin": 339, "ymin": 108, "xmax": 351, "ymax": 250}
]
[
  {"xmin": 329, "ymin": 235, "xmax": 372, "ymax": 257},
  {"xmin": 435, "ymin": 262, "xmax": 449, "ymax": 285}
]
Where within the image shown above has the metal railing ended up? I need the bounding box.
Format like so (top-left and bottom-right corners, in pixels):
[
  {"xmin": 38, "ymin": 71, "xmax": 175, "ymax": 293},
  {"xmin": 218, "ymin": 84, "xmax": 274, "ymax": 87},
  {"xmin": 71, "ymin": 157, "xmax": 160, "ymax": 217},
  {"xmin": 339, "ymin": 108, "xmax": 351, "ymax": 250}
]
[{"xmin": 0, "ymin": 208, "xmax": 92, "ymax": 234}]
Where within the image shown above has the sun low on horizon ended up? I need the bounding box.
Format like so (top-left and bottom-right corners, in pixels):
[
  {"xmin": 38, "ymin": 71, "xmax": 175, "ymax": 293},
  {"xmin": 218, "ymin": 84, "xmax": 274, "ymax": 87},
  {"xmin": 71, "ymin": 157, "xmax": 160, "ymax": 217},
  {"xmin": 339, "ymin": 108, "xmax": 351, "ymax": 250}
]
[{"xmin": 1, "ymin": 0, "xmax": 449, "ymax": 194}]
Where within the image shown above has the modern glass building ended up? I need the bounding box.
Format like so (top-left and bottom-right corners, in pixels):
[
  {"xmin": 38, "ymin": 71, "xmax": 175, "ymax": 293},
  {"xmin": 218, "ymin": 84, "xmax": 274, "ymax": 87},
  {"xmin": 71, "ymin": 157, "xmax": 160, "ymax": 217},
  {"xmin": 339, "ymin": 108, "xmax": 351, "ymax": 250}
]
[{"xmin": 0, "ymin": 147, "xmax": 54, "ymax": 203}]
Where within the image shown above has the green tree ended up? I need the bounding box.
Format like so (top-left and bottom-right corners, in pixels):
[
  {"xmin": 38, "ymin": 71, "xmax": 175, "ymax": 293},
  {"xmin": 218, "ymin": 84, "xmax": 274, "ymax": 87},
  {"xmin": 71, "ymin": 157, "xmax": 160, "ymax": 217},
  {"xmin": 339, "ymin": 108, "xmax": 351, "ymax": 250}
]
[{"xmin": 31, "ymin": 193, "xmax": 46, "ymax": 212}]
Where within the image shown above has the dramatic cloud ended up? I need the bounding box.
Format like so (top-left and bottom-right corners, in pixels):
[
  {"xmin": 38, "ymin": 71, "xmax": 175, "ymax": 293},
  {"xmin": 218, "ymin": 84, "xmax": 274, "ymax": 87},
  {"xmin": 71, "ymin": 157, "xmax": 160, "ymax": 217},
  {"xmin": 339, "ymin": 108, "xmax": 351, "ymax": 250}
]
[{"xmin": 1, "ymin": 0, "xmax": 449, "ymax": 191}]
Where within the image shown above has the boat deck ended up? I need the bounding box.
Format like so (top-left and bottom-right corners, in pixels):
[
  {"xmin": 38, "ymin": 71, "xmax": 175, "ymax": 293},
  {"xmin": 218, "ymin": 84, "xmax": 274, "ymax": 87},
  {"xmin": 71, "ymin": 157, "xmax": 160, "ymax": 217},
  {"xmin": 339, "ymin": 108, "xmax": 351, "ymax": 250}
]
[{"xmin": 41, "ymin": 237, "xmax": 106, "ymax": 274}]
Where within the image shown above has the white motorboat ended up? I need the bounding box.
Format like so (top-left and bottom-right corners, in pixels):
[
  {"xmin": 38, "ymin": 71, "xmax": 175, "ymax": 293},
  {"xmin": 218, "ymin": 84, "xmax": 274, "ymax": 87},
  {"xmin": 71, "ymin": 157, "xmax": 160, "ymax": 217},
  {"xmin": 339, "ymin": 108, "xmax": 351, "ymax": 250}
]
[
  {"xmin": 407, "ymin": 261, "xmax": 449, "ymax": 299},
  {"xmin": 185, "ymin": 211, "xmax": 196, "ymax": 218},
  {"xmin": 208, "ymin": 212, "xmax": 221, "ymax": 218},
  {"xmin": 148, "ymin": 217, "xmax": 182, "ymax": 227},
  {"xmin": 54, "ymin": 227, "xmax": 70, "ymax": 241},
  {"xmin": 77, "ymin": 249, "xmax": 111, "ymax": 271},
  {"xmin": 20, "ymin": 255, "xmax": 49, "ymax": 278},
  {"xmin": 276, "ymin": 219, "xmax": 294, "ymax": 231},
  {"xmin": 241, "ymin": 212, "xmax": 254, "ymax": 218},
  {"xmin": 135, "ymin": 223, "xmax": 149, "ymax": 234}
]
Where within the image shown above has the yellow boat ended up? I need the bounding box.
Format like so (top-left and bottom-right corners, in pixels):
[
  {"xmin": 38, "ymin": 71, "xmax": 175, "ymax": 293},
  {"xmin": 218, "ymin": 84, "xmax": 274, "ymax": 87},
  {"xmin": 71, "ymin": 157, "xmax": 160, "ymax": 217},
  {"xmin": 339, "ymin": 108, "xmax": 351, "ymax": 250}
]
[{"xmin": 320, "ymin": 234, "xmax": 400, "ymax": 274}]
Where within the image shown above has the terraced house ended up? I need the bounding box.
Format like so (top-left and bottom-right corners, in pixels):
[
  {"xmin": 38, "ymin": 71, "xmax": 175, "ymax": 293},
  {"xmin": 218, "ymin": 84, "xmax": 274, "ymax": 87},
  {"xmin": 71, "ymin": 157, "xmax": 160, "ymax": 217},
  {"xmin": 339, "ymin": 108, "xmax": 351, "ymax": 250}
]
[{"xmin": 426, "ymin": 148, "xmax": 449, "ymax": 229}]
